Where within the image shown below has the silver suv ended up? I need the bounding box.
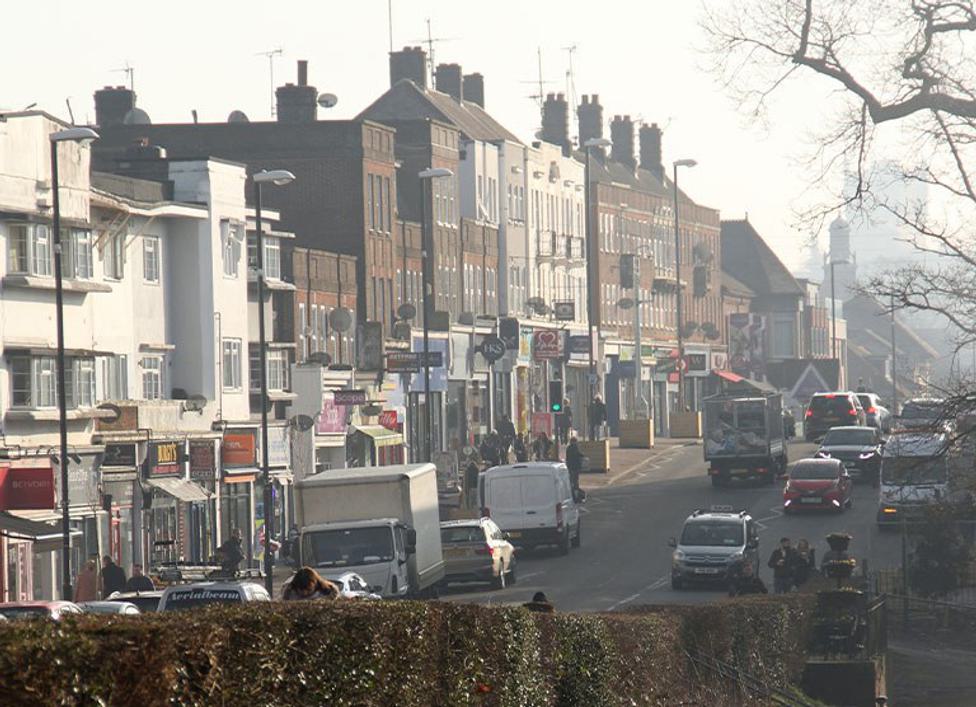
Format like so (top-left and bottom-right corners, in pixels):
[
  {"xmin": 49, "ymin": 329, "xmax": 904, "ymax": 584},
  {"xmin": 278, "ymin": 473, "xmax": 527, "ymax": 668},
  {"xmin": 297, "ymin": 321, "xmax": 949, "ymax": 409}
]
[{"xmin": 669, "ymin": 508, "xmax": 759, "ymax": 590}]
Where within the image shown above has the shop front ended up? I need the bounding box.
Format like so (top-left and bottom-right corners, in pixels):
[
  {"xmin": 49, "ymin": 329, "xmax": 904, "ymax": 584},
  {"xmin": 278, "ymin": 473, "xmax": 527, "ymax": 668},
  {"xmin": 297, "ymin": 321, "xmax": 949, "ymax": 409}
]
[
  {"xmin": 220, "ymin": 429, "xmax": 257, "ymax": 567},
  {"xmin": 0, "ymin": 464, "xmax": 61, "ymax": 601},
  {"xmin": 188, "ymin": 440, "xmax": 219, "ymax": 563},
  {"xmin": 261, "ymin": 426, "xmax": 293, "ymax": 561},
  {"xmin": 101, "ymin": 442, "xmax": 140, "ymax": 574}
]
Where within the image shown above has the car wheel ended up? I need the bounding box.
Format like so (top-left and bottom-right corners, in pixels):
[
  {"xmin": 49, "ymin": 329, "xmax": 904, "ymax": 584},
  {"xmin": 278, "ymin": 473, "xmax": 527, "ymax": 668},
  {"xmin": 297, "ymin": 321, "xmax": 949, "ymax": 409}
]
[
  {"xmin": 783, "ymin": 505, "xmax": 792, "ymax": 515},
  {"xmin": 671, "ymin": 576, "xmax": 684, "ymax": 590},
  {"xmin": 493, "ymin": 568, "xmax": 506, "ymax": 590},
  {"xmin": 571, "ymin": 520, "xmax": 581, "ymax": 548},
  {"xmin": 558, "ymin": 529, "xmax": 571, "ymax": 556}
]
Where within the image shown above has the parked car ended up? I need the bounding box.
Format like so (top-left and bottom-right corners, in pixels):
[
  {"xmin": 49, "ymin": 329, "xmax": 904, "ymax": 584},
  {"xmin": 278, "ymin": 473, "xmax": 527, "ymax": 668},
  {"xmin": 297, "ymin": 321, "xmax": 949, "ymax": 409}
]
[
  {"xmin": 321, "ymin": 572, "xmax": 381, "ymax": 600},
  {"xmin": 896, "ymin": 398, "xmax": 950, "ymax": 433},
  {"xmin": 79, "ymin": 601, "xmax": 141, "ymax": 615},
  {"xmin": 0, "ymin": 601, "xmax": 83, "ymax": 621},
  {"xmin": 783, "ymin": 458, "xmax": 852, "ymax": 513},
  {"xmin": 105, "ymin": 590, "xmax": 164, "ymax": 613},
  {"xmin": 439, "ymin": 518, "xmax": 517, "ymax": 589},
  {"xmin": 478, "ymin": 462, "xmax": 582, "ymax": 555},
  {"xmin": 815, "ymin": 425, "xmax": 884, "ymax": 486},
  {"xmin": 856, "ymin": 393, "xmax": 892, "ymax": 433},
  {"xmin": 158, "ymin": 581, "xmax": 270, "ymax": 611},
  {"xmin": 669, "ymin": 508, "xmax": 759, "ymax": 590},
  {"xmin": 804, "ymin": 392, "xmax": 866, "ymax": 441}
]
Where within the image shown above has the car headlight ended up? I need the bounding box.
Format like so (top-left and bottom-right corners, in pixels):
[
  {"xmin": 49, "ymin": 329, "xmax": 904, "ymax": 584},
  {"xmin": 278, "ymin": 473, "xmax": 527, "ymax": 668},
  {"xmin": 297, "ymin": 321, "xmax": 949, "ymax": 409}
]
[
  {"xmin": 672, "ymin": 550, "xmax": 686, "ymax": 564},
  {"xmin": 816, "ymin": 450, "xmax": 831, "ymax": 458},
  {"xmin": 727, "ymin": 552, "xmax": 744, "ymax": 564},
  {"xmin": 859, "ymin": 451, "xmax": 877, "ymax": 460}
]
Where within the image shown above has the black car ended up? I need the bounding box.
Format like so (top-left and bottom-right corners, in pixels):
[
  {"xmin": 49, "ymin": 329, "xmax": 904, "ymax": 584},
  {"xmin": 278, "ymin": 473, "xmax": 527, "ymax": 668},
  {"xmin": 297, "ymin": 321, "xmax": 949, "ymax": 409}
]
[
  {"xmin": 814, "ymin": 425, "xmax": 883, "ymax": 486},
  {"xmin": 804, "ymin": 392, "xmax": 866, "ymax": 441}
]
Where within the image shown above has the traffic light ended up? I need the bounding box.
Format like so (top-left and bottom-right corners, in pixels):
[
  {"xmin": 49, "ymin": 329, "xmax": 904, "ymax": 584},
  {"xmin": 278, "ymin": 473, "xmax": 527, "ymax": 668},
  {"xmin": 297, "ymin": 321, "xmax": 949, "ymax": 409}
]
[{"xmin": 549, "ymin": 381, "xmax": 564, "ymax": 413}]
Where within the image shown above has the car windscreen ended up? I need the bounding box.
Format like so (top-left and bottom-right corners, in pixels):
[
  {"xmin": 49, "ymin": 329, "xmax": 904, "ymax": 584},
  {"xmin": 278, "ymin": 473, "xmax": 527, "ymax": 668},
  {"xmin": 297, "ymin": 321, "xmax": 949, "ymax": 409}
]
[
  {"xmin": 440, "ymin": 527, "xmax": 483, "ymax": 544},
  {"xmin": 809, "ymin": 396, "xmax": 854, "ymax": 416},
  {"xmin": 680, "ymin": 521, "xmax": 743, "ymax": 547},
  {"xmin": 882, "ymin": 456, "xmax": 948, "ymax": 485},
  {"xmin": 0, "ymin": 607, "xmax": 50, "ymax": 620},
  {"xmin": 305, "ymin": 526, "xmax": 395, "ymax": 568},
  {"xmin": 822, "ymin": 429, "xmax": 876, "ymax": 446},
  {"xmin": 162, "ymin": 589, "xmax": 243, "ymax": 611},
  {"xmin": 791, "ymin": 464, "xmax": 839, "ymax": 480},
  {"xmin": 901, "ymin": 402, "xmax": 943, "ymax": 420}
]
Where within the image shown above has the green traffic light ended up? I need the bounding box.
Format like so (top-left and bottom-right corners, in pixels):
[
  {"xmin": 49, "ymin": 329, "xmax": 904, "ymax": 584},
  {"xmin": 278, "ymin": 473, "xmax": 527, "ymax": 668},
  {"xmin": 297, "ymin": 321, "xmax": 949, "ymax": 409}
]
[{"xmin": 552, "ymin": 404, "xmax": 562, "ymax": 412}]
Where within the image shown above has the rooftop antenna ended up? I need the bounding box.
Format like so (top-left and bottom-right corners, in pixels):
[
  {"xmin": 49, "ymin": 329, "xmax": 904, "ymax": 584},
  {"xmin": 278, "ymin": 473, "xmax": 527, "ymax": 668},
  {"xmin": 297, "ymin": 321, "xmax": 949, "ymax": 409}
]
[
  {"xmin": 409, "ymin": 19, "xmax": 457, "ymax": 87},
  {"xmin": 519, "ymin": 48, "xmax": 557, "ymax": 128},
  {"xmin": 256, "ymin": 47, "xmax": 284, "ymax": 117},
  {"xmin": 387, "ymin": 0, "xmax": 394, "ymax": 53},
  {"xmin": 65, "ymin": 98, "xmax": 75, "ymax": 125},
  {"xmin": 112, "ymin": 62, "xmax": 135, "ymax": 91},
  {"xmin": 563, "ymin": 44, "xmax": 578, "ymax": 143}
]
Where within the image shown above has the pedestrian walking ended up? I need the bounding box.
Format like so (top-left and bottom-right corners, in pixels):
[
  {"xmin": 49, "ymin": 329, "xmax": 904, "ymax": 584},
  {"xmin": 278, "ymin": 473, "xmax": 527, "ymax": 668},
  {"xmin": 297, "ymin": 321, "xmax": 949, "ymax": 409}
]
[
  {"xmin": 100, "ymin": 555, "xmax": 127, "ymax": 598},
  {"xmin": 565, "ymin": 436, "xmax": 584, "ymax": 491},
  {"xmin": 767, "ymin": 537, "xmax": 798, "ymax": 594},
  {"xmin": 557, "ymin": 400, "xmax": 573, "ymax": 444},
  {"xmin": 498, "ymin": 415, "xmax": 517, "ymax": 451},
  {"xmin": 124, "ymin": 564, "xmax": 155, "ymax": 592},
  {"xmin": 794, "ymin": 538, "xmax": 816, "ymax": 587},
  {"xmin": 522, "ymin": 591, "xmax": 555, "ymax": 613},
  {"xmin": 74, "ymin": 558, "xmax": 99, "ymax": 603},
  {"xmin": 727, "ymin": 560, "xmax": 768, "ymax": 597},
  {"xmin": 532, "ymin": 432, "xmax": 552, "ymax": 462},
  {"xmin": 513, "ymin": 434, "xmax": 529, "ymax": 463},
  {"xmin": 588, "ymin": 395, "xmax": 607, "ymax": 440},
  {"xmin": 217, "ymin": 528, "xmax": 245, "ymax": 575},
  {"xmin": 282, "ymin": 566, "xmax": 340, "ymax": 601},
  {"xmin": 480, "ymin": 434, "xmax": 501, "ymax": 468}
]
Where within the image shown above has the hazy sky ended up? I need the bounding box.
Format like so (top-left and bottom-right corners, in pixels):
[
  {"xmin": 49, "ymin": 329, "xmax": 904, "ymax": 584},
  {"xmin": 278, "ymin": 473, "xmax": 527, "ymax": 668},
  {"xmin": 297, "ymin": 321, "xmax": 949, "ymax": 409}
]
[{"xmin": 3, "ymin": 0, "xmax": 841, "ymax": 271}]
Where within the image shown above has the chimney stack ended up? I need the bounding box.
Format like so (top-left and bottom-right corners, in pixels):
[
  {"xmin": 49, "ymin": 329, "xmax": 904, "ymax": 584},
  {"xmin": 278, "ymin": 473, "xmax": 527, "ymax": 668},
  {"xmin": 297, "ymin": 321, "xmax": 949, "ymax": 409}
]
[
  {"xmin": 276, "ymin": 60, "xmax": 317, "ymax": 123},
  {"xmin": 389, "ymin": 46, "xmax": 427, "ymax": 89},
  {"xmin": 577, "ymin": 94, "xmax": 604, "ymax": 154},
  {"xmin": 435, "ymin": 63, "xmax": 463, "ymax": 102},
  {"xmin": 542, "ymin": 93, "xmax": 571, "ymax": 156},
  {"xmin": 610, "ymin": 115, "xmax": 636, "ymax": 170},
  {"xmin": 94, "ymin": 86, "xmax": 136, "ymax": 128},
  {"xmin": 639, "ymin": 122, "xmax": 663, "ymax": 179},
  {"xmin": 463, "ymin": 73, "xmax": 485, "ymax": 108}
]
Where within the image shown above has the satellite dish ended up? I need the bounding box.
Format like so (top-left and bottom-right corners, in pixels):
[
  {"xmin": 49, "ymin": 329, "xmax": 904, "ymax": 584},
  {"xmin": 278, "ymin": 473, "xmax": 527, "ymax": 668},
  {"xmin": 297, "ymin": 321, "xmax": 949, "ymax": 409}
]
[
  {"xmin": 617, "ymin": 297, "xmax": 635, "ymax": 310},
  {"xmin": 227, "ymin": 110, "xmax": 250, "ymax": 123},
  {"xmin": 317, "ymin": 93, "xmax": 339, "ymax": 109},
  {"xmin": 183, "ymin": 394, "xmax": 208, "ymax": 413},
  {"xmin": 293, "ymin": 414, "xmax": 315, "ymax": 432},
  {"xmin": 122, "ymin": 108, "xmax": 151, "ymax": 125},
  {"xmin": 307, "ymin": 351, "xmax": 333, "ymax": 366},
  {"xmin": 330, "ymin": 307, "xmax": 352, "ymax": 333},
  {"xmin": 393, "ymin": 320, "xmax": 412, "ymax": 341},
  {"xmin": 397, "ymin": 303, "xmax": 417, "ymax": 320}
]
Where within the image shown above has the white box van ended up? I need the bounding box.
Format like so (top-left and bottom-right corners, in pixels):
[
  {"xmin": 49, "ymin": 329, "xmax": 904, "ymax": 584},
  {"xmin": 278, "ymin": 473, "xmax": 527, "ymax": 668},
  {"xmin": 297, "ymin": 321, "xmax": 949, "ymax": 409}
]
[{"xmin": 478, "ymin": 462, "xmax": 582, "ymax": 555}]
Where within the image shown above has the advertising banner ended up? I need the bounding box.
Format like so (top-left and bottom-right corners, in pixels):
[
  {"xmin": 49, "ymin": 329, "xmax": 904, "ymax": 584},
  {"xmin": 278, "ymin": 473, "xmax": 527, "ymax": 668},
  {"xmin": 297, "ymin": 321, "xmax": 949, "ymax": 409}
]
[{"xmin": 728, "ymin": 313, "xmax": 766, "ymax": 378}]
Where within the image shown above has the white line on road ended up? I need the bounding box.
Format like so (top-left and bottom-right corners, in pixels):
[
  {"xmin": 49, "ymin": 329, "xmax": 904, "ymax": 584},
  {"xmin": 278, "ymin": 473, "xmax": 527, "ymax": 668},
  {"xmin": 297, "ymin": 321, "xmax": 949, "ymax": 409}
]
[{"xmin": 605, "ymin": 576, "xmax": 668, "ymax": 611}]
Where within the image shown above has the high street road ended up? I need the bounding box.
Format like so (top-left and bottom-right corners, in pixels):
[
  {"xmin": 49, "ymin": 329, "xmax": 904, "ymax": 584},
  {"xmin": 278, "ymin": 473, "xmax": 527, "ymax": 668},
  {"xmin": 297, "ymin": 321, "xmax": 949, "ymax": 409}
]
[{"xmin": 445, "ymin": 442, "xmax": 904, "ymax": 612}]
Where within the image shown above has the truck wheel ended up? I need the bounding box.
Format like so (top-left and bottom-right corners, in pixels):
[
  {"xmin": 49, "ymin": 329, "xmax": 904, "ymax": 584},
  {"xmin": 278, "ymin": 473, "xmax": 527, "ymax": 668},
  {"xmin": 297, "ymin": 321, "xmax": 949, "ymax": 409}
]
[
  {"xmin": 571, "ymin": 521, "xmax": 581, "ymax": 548},
  {"xmin": 558, "ymin": 530, "xmax": 571, "ymax": 556}
]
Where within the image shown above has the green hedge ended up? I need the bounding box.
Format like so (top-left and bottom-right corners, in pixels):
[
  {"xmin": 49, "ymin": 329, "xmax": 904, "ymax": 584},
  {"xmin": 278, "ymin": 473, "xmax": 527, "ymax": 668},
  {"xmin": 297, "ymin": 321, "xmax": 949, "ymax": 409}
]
[{"xmin": 0, "ymin": 596, "xmax": 815, "ymax": 706}]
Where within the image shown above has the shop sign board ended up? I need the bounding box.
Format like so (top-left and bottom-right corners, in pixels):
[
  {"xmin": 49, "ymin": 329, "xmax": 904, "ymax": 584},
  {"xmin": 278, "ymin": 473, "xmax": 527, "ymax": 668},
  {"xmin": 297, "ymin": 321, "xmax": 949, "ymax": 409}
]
[
  {"xmin": 223, "ymin": 431, "xmax": 256, "ymax": 468},
  {"xmin": 531, "ymin": 412, "xmax": 554, "ymax": 437},
  {"xmin": 317, "ymin": 398, "xmax": 347, "ymax": 434},
  {"xmin": 532, "ymin": 330, "xmax": 563, "ymax": 360},
  {"xmin": 267, "ymin": 426, "xmax": 290, "ymax": 467},
  {"xmin": 189, "ymin": 441, "xmax": 216, "ymax": 483},
  {"xmin": 103, "ymin": 443, "xmax": 137, "ymax": 468},
  {"xmin": 145, "ymin": 441, "xmax": 183, "ymax": 478},
  {"xmin": 334, "ymin": 390, "xmax": 367, "ymax": 406},
  {"xmin": 568, "ymin": 335, "xmax": 590, "ymax": 355},
  {"xmin": 0, "ymin": 466, "xmax": 55, "ymax": 510},
  {"xmin": 378, "ymin": 410, "xmax": 399, "ymax": 431}
]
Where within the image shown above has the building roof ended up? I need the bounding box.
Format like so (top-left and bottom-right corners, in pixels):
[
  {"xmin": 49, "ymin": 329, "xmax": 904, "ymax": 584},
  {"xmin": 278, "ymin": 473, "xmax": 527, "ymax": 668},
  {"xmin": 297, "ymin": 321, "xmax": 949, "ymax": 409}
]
[
  {"xmin": 720, "ymin": 219, "xmax": 803, "ymax": 297},
  {"xmin": 721, "ymin": 271, "xmax": 755, "ymax": 299},
  {"xmin": 843, "ymin": 294, "xmax": 938, "ymax": 361},
  {"xmin": 357, "ymin": 79, "xmax": 522, "ymax": 144}
]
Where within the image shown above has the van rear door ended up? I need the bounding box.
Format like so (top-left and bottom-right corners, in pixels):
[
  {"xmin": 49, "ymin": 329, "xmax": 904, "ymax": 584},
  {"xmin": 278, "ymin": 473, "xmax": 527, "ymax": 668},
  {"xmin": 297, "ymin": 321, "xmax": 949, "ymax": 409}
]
[
  {"xmin": 484, "ymin": 472, "xmax": 558, "ymax": 531},
  {"xmin": 519, "ymin": 474, "xmax": 558, "ymax": 530}
]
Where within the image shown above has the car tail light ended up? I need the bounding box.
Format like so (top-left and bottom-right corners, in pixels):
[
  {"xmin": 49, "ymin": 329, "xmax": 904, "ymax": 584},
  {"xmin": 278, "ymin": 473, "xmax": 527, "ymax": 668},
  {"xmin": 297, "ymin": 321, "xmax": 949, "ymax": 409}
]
[
  {"xmin": 866, "ymin": 406, "xmax": 877, "ymax": 414},
  {"xmin": 556, "ymin": 503, "xmax": 564, "ymax": 530},
  {"xmin": 805, "ymin": 410, "xmax": 813, "ymax": 418},
  {"xmin": 848, "ymin": 408, "xmax": 858, "ymax": 416},
  {"xmin": 825, "ymin": 393, "xmax": 835, "ymax": 399},
  {"xmin": 476, "ymin": 544, "xmax": 492, "ymax": 555}
]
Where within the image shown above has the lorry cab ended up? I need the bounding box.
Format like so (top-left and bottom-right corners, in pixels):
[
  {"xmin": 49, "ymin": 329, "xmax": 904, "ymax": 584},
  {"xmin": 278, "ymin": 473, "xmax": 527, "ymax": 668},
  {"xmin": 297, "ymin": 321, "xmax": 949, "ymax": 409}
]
[
  {"xmin": 703, "ymin": 392, "xmax": 788, "ymax": 486},
  {"xmin": 877, "ymin": 432, "xmax": 951, "ymax": 526},
  {"xmin": 301, "ymin": 518, "xmax": 416, "ymax": 597}
]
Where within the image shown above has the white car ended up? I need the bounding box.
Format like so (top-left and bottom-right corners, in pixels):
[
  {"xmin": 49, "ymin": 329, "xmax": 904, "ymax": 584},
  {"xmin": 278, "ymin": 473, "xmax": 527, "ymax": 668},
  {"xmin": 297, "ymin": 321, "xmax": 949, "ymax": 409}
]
[
  {"xmin": 323, "ymin": 571, "xmax": 382, "ymax": 600},
  {"xmin": 79, "ymin": 600, "xmax": 141, "ymax": 615},
  {"xmin": 158, "ymin": 581, "xmax": 270, "ymax": 611}
]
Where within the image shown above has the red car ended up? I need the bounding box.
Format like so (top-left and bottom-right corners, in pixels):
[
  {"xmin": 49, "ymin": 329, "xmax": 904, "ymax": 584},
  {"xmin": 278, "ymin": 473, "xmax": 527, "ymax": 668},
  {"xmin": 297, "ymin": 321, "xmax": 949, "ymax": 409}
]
[
  {"xmin": 0, "ymin": 601, "xmax": 83, "ymax": 621},
  {"xmin": 783, "ymin": 458, "xmax": 852, "ymax": 513}
]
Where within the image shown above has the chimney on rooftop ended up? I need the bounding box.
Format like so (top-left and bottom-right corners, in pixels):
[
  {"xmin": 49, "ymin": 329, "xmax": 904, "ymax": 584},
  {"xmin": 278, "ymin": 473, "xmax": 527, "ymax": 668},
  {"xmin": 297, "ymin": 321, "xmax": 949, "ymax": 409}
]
[
  {"xmin": 94, "ymin": 85, "xmax": 136, "ymax": 128},
  {"xmin": 276, "ymin": 60, "xmax": 317, "ymax": 123},
  {"xmin": 435, "ymin": 63, "xmax": 463, "ymax": 102},
  {"xmin": 541, "ymin": 93, "xmax": 571, "ymax": 157},
  {"xmin": 389, "ymin": 46, "xmax": 428, "ymax": 89},
  {"xmin": 610, "ymin": 115, "xmax": 636, "ymax": 170},
  {"xmin": 463, "ymin": 73, "xmax": 484, "ymax": 108},
  {"xmin": 639, "ymin": 122, "xmax": 663, "ymax": 180},
  {"xmin": 577, "ymin": 94, "xmax": 604, "ymax": 155}
]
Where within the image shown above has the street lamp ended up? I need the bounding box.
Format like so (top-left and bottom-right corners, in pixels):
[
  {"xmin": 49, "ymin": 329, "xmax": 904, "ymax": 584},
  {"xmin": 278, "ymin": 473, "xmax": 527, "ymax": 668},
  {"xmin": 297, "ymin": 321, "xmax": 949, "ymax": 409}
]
[
  {"xmin": 672, "ymin": 158, "xmax": 697, "ymax": 411},
  {"xmin": 583, "ymin": 137, "xmax": 612, "ymax": 439},
  {"xmin": 252, "ymin": 168, "xmax": 296, "ymax": 596},
  {"xmin": 418, "ymin": 167, "xmax": 454, "ymax": 462},
  {"xmin": 50, "ymin": 126, "xmax": 99, "ymax": 601}
]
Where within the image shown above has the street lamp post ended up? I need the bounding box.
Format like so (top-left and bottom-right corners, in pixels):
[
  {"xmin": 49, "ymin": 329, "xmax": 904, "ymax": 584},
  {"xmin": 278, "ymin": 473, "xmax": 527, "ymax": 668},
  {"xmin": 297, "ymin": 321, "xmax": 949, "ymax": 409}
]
[
  {"xmin": 418, "ymin": 168, "xmax": 454, "ymax": 462},
  {"xmin": 50, "ymin": 126, "xmax": 99, "ymax": 601},
  {"xmin": 253, "ymin": 169, "xmax": 296, "ymax": 596},
  {"xmin": 672, "ymin": 158, "xmax": 697, "ymax": 411},
  {"xmin": 583, "ymin": 137, "xmax": 612, "ymax": 439}
]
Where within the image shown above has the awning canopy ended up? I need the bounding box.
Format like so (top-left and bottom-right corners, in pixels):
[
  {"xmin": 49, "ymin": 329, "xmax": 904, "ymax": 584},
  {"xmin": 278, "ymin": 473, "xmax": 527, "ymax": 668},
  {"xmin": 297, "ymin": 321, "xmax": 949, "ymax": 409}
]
[
  {"xmin": 713, "ymin": 369, "xmax": 744, "ymax": 383},
  {"xmin": 0, "ymin": 511, "xmax": 81, "ymax": 552},
  {"xmin": 350, "ymin": 425, "xmax": 403, "ymax": 448},
  {"xmin": 145, "ymin": 477, "xmax": 211, "ymax": 503}
]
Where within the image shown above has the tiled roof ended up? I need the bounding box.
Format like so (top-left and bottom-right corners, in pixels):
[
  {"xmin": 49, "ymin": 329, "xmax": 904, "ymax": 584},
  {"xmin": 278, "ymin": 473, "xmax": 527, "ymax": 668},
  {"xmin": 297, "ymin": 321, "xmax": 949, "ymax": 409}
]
[{"xmin": 720, "ymin": 219, "xmax": 803, "ymax": 297}]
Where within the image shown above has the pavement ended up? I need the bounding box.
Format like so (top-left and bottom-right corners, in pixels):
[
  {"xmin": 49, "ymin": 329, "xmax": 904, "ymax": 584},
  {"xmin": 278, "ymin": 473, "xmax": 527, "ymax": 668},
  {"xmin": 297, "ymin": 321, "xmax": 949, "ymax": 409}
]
[{"xmin": 443, "ymin": 440, "xmax": 904, "ymax": 612}]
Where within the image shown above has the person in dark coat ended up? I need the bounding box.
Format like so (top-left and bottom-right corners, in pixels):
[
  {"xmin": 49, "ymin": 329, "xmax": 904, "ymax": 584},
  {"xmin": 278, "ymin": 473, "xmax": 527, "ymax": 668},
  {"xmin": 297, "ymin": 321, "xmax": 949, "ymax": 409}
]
[
  {"xmin": 513, "ymin": 434, "xmax": 529, "ymax": 463},
  {"xmin": 589, "ymin": 396, "xmax": 607, "ymax": 440},
  {"xmin": 217, "ymin": 528, "xmax": 245, "ymax": 574},
  {"xmin": 727, "ymin": 560, "xmax": 768, "ymax": 597},
  {"xmin": 497, "ymin": 415, "xmax": 517, "ymax": 450},
  {"xmin": 523, "ymin": 591, "xmax": 555, "ymax": 613},
  {"xmin": 557, "ymin": 401, "xmax": 573, "ymax": 444},
  {"xmin": 532, "ymin": 433, "xmax": 552, "ymax": 462},
  {"xmin": 100, "ymin": 555, "xmax": 127, "ymax": 598},
  {"xmin": 794, "ymin": 538, "xmax": 816, "ymax": 587},
  {"xmin": 480, "ymin": 435, "xmax": 501, "ymax": 468},
  {"xmin": 767, "ymin": 537, "xmax": 799, "ymax": 594},
  {"xmin": 282, "ymin": 566, "xmax": 340, "ymax": 601},
  {"xmin": 565, "ymin": 437, "xmax": 584, "ymax": 491},
  {"xmin": 124, "ymin": 563, "xmax": 155, "ymax": 592}
]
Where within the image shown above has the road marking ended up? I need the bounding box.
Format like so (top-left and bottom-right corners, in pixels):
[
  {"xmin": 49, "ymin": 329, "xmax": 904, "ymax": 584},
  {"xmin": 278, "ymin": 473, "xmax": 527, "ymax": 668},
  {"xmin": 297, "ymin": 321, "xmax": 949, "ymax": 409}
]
[{"xmin": 605, "ymin": 577, "xmax": 668, "ymax": 611}]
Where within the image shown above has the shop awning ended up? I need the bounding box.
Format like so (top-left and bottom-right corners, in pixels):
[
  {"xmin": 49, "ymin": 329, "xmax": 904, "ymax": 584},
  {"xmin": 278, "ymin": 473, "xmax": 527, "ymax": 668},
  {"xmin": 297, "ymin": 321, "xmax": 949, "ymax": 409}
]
[
  {"xmin": 145, "ymin": 477, "xmax": 211, "ymax": 503},
  {"xmin": 350, "ymin": 425, "xmax": 403, "ymax": 448},
  {"xmin": 0, "ymin": 511, "xmax": 80, "ymax": 552},
  {"xmin": 713, "ymin": 369, "xmax": 744, "ymax": 383}
]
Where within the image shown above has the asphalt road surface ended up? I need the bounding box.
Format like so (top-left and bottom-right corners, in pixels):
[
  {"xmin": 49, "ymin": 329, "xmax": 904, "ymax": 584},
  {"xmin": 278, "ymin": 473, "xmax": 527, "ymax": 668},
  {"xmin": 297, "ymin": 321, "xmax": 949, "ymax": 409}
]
[{"xmin": 444, "ymin": 442, "xmax": 903, "ymax": 612}]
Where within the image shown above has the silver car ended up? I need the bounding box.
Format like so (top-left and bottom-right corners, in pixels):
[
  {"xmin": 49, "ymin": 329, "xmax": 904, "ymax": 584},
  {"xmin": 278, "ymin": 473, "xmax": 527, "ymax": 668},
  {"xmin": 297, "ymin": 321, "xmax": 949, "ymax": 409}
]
[
  {"xmin": 439, "ymin": 518, "xmax": 516, "ymax": 589},
  {"xmin": 669, "ymin": 508, "xmax": 759, "ymax": 590}
]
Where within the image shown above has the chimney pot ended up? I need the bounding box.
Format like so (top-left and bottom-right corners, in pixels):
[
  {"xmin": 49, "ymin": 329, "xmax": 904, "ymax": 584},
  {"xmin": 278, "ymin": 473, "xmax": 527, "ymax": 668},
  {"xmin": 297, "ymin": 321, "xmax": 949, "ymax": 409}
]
[
  {"xmin": 435, "ymin": 63, "xmax": 463, "ymax": 102},
  {"xmin": 577, "ymin": 93, "xmax": 605, "ymax": 155},
  {"xmin": 94, "ymin": 85, "xmax": 137, "ymax": 128},
  {"xmin": 390, "ymin": 46, "xmax": 428, "ymax": 89},
  {"xmin": 610, "ymin": 115, "xmax": 636, "ymax": 170},
  {"xmin": 462, "ymin": 72, "xmax": 485, "ymax": 108},
  {"xmin": 581, "ymin": 95, "xmax": 589, "ymax": 105},
  {"xmin": 639, "ymin": 122, "xmax": 664, "ymax": 179},
  {"xmin": 297, "ymin": 60, "xmax": 308, "ymax": 86},
  {"xmin": 542, "ymin": 90, "xmax": 571, "ymax": 156}
]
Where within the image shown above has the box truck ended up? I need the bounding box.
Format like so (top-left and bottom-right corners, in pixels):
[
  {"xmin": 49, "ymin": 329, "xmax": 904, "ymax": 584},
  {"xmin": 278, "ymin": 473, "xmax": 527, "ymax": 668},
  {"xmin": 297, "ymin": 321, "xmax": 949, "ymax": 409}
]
[{"xmin": 294, "ymin": 464, "xmax": 444, "ymax": 598}]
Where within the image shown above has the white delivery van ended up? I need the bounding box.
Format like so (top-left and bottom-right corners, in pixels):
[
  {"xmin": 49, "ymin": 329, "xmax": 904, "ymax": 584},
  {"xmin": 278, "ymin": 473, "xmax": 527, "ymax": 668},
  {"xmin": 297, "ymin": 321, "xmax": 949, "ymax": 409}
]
[{"xmin": 478, "ymin": 462, "xmax": 582, "ymax": 555}]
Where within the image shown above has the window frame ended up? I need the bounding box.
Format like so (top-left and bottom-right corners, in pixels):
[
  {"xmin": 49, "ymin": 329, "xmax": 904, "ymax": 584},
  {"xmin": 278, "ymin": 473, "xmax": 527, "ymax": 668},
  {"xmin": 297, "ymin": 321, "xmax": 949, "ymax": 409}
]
[
  {"xmin": 140, "ymin": 356, "xmax": 163, "ymax": 400},
  {"xmin": 143, "ymin": 235, "xmax": 161, "ymax": 284},
  {"xmin": 222, "ymin": 339, "xmax": 243, "ymax": 391}
]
